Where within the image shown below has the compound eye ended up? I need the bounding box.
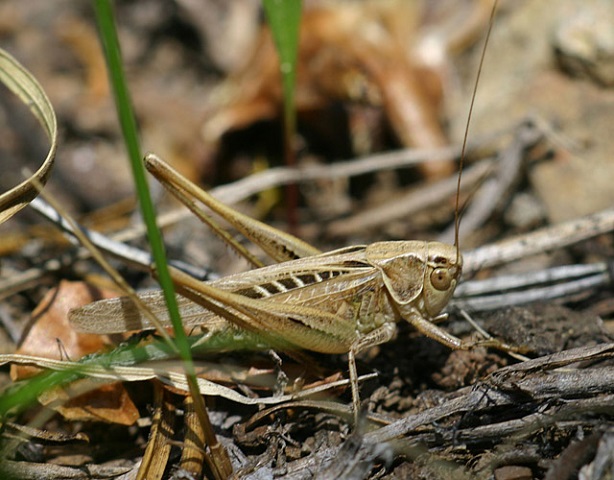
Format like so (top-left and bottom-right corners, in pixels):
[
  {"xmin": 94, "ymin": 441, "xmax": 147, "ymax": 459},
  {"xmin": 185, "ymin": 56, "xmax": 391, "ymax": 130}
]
[{"xmin": 431, "ymin": 268, "xmax": 452, "ymax": 291}]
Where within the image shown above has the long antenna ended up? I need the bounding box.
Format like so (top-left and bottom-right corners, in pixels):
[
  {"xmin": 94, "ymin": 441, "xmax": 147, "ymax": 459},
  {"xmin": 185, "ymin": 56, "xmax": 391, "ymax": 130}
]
[{"xmin": 455, "ymin": 0, "xmax": 498, "ymax": 263}]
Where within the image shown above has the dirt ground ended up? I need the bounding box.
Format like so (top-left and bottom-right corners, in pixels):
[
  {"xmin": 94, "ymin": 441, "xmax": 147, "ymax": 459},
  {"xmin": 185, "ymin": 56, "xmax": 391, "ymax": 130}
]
[{"xmin": 1, "ymin": 1, "xmax": 614, "ymax": 479}]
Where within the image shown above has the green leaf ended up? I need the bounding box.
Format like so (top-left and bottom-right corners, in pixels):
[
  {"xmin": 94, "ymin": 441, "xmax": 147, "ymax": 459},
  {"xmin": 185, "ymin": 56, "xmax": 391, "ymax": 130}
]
[
  {"xmin": 263, "ymin": 0, "xmax": 302, "ymax": 136},
  {"xmin": 92, "ymin": 0, "xmax": 190, "ymax": 361}
]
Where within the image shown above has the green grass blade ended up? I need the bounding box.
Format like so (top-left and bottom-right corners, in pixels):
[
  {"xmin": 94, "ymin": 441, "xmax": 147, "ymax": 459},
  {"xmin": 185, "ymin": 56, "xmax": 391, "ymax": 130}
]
[
  {"xmin": 93, "ymin": 3, "xmax": 231, "ymax": 475},
  {"xmin": 263, "ymin": 0, "xmax": 302, "ymax": 138},
  {"xmin": 92, "ymin": 0, "xmax": 191, "ymax": 366},
  {"xmin": 263, "ymin": 0, "xmax": 302, "ymax": 230}
]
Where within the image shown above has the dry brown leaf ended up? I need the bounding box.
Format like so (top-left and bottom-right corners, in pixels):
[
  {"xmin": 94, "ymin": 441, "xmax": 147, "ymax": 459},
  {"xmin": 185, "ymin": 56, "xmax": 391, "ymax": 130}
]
[
  {"xmin": 11, "ymin": 280, "xmax": 118, "ymax": 380},
  {"xmin": 11, "ymin": 280, "xmax": 139, "ymax": 425},
  {"xmin": 0, "ymin": 48, "xmax": 57, "ymax": 224},
  {"xmin": 203, "ymin": 2, "xmax": 484, "ymax": 179},
  {"xmin": 39, "ymin": 379, "xmax": 140, "ymax": 426}
]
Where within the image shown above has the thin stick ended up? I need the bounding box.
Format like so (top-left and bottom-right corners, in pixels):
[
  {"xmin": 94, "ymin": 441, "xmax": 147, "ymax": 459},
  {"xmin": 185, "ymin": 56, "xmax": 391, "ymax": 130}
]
[
  {"xmin": 24, "ymin": 170, "xmax": 178, "ymax": 351},
  {"xmin": 456, "ymin": 262, "xmax": 608, "ymax": 296},
  {"xmin": 463, "ymin": 207, "xmax": 614, "ymax": 275},
  {"xmin": 28, "ymin": 196, "xmax": 210, "ymax": 279},
  {"xmin": 453, "ymin": 272, "xmax": 609, "ymax": 311},
  {"xmin": 329, "ymin": 159, "xmax": 491, "ymax": 237}
]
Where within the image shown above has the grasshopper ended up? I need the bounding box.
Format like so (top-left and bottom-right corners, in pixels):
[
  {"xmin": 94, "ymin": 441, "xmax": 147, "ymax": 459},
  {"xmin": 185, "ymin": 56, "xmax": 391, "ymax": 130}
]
[
  {"xmin": 70, "ymin": 153, "xmax": 505, "ymax": 419},
  {"xmin": 70, "ymin": 2, "xmax": 506, "ymax": 420}
]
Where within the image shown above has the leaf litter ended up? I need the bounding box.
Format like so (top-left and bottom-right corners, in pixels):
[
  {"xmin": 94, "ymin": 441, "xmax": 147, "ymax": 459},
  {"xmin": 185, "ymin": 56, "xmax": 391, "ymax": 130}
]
[{"xmin": 1, "ymin": 1, "xmax": 614, "ymax": 478}]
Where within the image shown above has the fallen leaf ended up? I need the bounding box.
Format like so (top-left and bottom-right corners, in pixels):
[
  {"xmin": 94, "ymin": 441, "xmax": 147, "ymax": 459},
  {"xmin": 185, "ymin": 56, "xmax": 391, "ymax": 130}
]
[
  {"xmin": 39, "ymin": 379, "xmax": 140, "ymax": 426},
  {"xmin": 203, "ymin": 1, "xmax": 489, "ymax": 179},
  {"xmin": 11, "ymin": 280, "xmax": 139, "ymax": 425}
]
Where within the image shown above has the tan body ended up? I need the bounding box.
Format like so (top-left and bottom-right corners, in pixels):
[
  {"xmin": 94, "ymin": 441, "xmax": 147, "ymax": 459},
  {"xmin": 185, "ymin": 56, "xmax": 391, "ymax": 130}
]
[
  {"xmin": 71, "ymin": 240, "xmax": 462, "ymax": 353},
  {"xmin": 70, "ymin": 155, "xmax": 470, "ymax": 417}
]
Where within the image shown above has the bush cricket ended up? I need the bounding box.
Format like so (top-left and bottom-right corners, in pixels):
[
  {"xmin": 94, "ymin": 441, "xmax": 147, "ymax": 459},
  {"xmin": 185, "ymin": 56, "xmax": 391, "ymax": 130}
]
[{"xmin": 69, "ymin": 2, "xmax": 510, "ymax": 421}]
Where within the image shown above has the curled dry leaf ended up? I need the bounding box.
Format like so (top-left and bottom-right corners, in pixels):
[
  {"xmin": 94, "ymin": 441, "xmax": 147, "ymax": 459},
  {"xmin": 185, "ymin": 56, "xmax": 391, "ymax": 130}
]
[
  {"xmin": 0, "ymin": 48, "xmax": 57, "ymax": 224},
  {"xmin": 11, "ymin": 280, "xmax": 139, "ymax": 425},
  {"xmin": 203, "ymin": 1, "xmax": 488, "ymax": 179}
]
